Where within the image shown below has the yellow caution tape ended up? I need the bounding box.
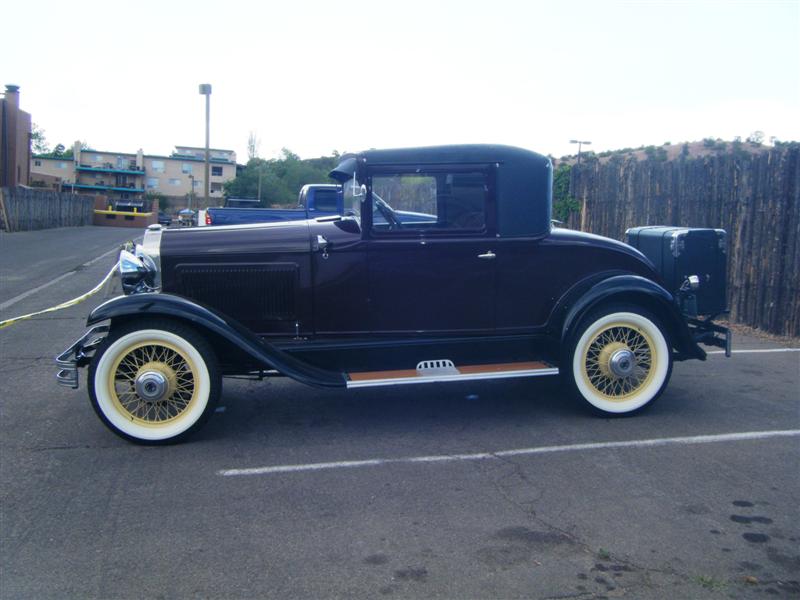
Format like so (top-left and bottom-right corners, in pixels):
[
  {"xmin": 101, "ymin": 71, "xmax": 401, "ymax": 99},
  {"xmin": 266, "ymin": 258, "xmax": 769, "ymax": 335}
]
[{"xmin": 0, "ymin": 262, "xmax": 119, "ymax": 330}]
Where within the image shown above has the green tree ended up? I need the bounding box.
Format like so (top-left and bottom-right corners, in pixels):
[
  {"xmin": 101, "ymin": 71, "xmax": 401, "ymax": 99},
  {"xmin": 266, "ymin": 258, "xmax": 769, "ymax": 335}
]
[
  {"xmin": 223, "ymin": 148, "xmax": 341, "ymax": 206},
  {"xmin": 747, "ymin": 130, "xmax": 765, "ymax": 146},
  {"xmin": 36, "ymin": 140, "xmax": 92, "ymax": 159},
  {"xmin": 31, "ymin": 123, "xmax": 49, "ymax": 154},
  {"xmin": 552, "ymin": 164, "xmax": 580, "ymax": 222},
  {"xmin": 247, "ymin": 130, "xmax": 260, "ymax": 160}
]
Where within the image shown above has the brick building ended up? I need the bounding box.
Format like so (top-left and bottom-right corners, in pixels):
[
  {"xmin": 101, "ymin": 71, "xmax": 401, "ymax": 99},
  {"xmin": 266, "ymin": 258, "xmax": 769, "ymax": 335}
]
[
  {"xmin": 31, "ymin": 142, "xmax": 237, "ymax": 208},
  {"xmin": 0, "ymin": 84, "xmax": 32, "ymax": 187}
]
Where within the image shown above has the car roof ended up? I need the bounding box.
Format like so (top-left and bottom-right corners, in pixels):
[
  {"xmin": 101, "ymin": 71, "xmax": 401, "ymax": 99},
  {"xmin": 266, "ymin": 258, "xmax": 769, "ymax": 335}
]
[{"xmin": 359, "ymin": 144, "xmax": 548, "ymax": 166}]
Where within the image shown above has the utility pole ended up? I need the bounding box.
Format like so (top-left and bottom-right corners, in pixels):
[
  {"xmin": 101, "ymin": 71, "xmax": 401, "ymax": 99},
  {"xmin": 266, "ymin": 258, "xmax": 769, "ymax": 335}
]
[
  {"xmin": 570, "ymin": 139, "xmax": 592, "ymax": 166},
  {"xmin": 199, "ymin": 84, "xmax": 212, "ymax": 206},
  {"xmin": 188, "ymin": 174, "xmax": 195, "ymax": 210},
  {"xmin": 570, "ymin": 140, "xmax": 592, "ymax": 233}
]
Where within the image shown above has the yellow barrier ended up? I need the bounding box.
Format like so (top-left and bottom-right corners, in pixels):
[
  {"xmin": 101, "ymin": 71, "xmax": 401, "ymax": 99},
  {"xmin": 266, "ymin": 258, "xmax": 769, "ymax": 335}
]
[
  {"xmin": 93, "ymin": 209, "xmax": 153, "ymax": 216},
  {"xmin": 0, "ymin": 263, "xmax": 119, "ymax": 330}
]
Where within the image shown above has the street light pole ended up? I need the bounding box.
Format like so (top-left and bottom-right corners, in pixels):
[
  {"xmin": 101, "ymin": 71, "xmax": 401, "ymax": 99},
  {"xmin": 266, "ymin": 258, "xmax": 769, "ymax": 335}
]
[
  {"xmin": 569, "ymin": 139, "xmax": 592, "ymax": 233},
  {"xmin": 199, "ymin": 84, "xmax": 212, "ymax": 206},
  {"xmin": 569, "ymin": 139, "xmax": 592, "ymax": 166}
]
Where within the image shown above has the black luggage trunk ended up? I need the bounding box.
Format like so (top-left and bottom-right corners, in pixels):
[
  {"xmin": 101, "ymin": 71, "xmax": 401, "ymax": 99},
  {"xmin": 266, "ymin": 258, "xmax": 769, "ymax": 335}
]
[{"xmin": 626, "ymin": 226, "xmax": 727, "ymax": 317}]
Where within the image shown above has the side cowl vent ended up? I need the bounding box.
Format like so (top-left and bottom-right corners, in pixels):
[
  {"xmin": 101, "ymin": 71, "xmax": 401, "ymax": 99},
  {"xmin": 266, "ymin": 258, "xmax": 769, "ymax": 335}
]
[{"xmin": 175, "ymin": 263, "xmax": 298, "ymax": 322}]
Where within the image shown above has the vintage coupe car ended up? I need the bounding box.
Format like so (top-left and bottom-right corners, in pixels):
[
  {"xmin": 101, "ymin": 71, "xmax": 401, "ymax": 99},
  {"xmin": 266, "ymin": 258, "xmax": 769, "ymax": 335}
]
[{"xmin": 56, "ymin": 145, "xmax": 730, "ymax": 444}]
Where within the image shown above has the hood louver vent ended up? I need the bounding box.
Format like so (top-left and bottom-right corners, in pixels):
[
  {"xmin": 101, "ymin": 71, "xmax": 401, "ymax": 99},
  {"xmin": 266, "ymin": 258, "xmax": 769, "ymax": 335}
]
[{"xmin": 175, "ymin": 263, "xmax": 298, "ymax": 324}]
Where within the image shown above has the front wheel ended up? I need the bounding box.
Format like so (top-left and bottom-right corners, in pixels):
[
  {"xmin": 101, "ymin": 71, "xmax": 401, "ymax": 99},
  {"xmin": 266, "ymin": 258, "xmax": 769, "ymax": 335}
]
[
  {"xmin": 566, "ymin": 307, "xmax": 672, "ymax": 415},
  {"xmin": 88, "ymin": 319, "xmax": 221, "ymax": 444}
]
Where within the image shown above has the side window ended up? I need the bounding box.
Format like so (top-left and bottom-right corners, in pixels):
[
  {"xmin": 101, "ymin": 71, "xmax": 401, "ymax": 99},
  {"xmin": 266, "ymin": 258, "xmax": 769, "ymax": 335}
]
[{"xmin": 370, "ymin": 170, "xmax": 487, "ymax": 233}]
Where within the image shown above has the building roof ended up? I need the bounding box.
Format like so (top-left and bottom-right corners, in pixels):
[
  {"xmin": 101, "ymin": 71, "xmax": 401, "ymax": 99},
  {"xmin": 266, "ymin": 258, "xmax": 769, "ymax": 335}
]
[{"xmin": 174, "ymin": 145, "xmax": 235, "ymax": 153}]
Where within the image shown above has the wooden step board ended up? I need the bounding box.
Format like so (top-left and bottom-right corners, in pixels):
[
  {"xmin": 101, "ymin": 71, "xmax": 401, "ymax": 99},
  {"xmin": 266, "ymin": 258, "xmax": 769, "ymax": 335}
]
[{"xmin": 346, "ymin": 360, "xmax": 558, "ymax": 388}]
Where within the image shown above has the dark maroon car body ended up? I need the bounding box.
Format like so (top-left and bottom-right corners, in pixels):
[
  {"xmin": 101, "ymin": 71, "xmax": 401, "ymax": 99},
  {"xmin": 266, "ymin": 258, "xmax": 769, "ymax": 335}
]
[{"xmin": 56, "ymin": 145, "xmax": 730, "ymax": 444}]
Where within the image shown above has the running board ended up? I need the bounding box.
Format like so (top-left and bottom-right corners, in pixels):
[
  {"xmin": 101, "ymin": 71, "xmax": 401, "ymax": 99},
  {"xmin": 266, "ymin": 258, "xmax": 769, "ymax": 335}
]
[{"xmin": 346, "ymin": 360, "xmax": 559, "ymax": 389}]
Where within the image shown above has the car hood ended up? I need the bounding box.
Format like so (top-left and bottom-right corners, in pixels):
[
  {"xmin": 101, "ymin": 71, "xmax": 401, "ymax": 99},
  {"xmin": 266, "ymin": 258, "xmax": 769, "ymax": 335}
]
[{"xmin": 159, "ymin": 218, "xmax": 313, "ymax": 262}]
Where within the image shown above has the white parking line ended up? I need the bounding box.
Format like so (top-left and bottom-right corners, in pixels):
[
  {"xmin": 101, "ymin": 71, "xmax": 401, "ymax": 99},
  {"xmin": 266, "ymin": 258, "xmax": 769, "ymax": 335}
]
[
  {"xmin": 0, "ymin": 242, "xmax": 135, "ymax": 312},
  {"xmin": 218, "ymin": 429, "xmax": 800, "ymax": 477},
  {"xmin": 707, "ymin": 348, "xmax": 800, "ymax": 355}
]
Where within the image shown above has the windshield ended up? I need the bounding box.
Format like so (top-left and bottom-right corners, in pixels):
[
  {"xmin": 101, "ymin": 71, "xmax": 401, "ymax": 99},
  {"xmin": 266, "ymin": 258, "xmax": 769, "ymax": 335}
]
[{"xmin": 341, "ymin": 175, "xmax": 363, "ymax": 218}]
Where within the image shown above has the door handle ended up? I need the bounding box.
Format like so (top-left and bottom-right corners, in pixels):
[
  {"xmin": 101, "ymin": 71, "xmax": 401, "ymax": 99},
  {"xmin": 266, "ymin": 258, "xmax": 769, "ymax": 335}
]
[
  {"xmin": 315, "ymin": 235, "xmax": 330, "ymax": 259},
  {"xmin": 478, "ymin": 251, "xmax": 496, "ymax": 260}
]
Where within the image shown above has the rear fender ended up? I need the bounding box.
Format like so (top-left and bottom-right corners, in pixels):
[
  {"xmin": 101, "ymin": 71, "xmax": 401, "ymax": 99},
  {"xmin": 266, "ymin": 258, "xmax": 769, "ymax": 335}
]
[
  {"xmin": 560, "ymin": 275, "xmax": 705, "ymax": 361},
  {"xmin": 87, "ymin": 294, "xmax": 346, "ymax": 387}
]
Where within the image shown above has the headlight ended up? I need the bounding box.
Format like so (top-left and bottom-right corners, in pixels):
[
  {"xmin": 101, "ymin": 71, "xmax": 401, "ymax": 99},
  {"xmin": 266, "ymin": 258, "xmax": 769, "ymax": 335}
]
[{"xmin": 119, "ymin": 248, "xmax": 158, "ymax": 294}]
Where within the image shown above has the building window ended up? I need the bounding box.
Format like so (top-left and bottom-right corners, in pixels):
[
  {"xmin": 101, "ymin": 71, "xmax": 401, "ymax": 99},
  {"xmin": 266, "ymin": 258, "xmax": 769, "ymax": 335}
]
[
  {"xmin": 182, "ymin": 163, "xmax": 193, "ymax": 174},
  {"xmin": 211, "ymin": 166, "xmax": 223, "ymax": 177},
  {"xmin": 146, "ymin": 178, "xmax": 160, "ymax": 189},
  {"xmin": 169, "ymin": 178, "xmax": 182, "ymax": 186},
  {"xmin": 151, "ymin": 160, "xmax": 165, "ymax": 173},
  {"xmin": 210, "ymin": 182, "xmax": 223, "ymax": 193},
  {"xmin": 93, "ymin": 155, "xmax": 104, "ymax": 163},
  {"xmin": 57, "ymin": 162, "xmax": 67, "ymax": 169},
  {"xmin": 34, "ymin": 160, "xmax": 41, "ymax": 166}
]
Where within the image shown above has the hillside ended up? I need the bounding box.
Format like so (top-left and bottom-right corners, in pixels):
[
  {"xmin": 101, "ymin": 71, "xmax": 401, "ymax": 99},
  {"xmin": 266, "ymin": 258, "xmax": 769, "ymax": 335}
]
[{"xmin": 556, "ymin": 138, "xmax": 778, "ymax": 166}]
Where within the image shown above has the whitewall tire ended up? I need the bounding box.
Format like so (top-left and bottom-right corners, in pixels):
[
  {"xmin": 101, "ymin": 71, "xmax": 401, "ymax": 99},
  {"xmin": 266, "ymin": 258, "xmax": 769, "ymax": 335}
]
[
  {"xmin": 88, "ymin": 320, "xmax": 220, "ymax": 444},
  {"xmin": 568, "ymin": 308, "xmax": 672, "ymax": 415}
]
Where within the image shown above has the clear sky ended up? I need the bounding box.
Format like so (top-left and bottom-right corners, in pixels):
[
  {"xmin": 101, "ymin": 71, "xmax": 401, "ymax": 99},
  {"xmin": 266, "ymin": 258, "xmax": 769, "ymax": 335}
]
[{"xmin": 3, "ymin": 0, "xmax": 798, "ymax": 161}]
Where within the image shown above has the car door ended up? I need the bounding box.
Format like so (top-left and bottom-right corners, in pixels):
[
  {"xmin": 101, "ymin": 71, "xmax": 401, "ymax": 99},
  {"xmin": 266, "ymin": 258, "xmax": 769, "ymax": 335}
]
[
  {"xmin": 309, "ymin": 217, "xmax": 370, "ymax": 336},
  {"xmin": 365, "ymin": 166, "xmax": 497, "ymax": 335}
]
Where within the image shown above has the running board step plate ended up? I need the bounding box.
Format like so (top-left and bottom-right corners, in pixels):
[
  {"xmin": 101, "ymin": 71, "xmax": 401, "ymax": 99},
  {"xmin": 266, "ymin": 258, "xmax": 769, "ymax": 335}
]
[{"xmin": 346, "ymin": 360, "xmax": 558, "ymax": 388}]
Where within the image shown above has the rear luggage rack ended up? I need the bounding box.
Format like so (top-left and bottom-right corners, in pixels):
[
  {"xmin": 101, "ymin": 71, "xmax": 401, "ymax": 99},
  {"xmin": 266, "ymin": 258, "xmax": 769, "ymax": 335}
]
[
  {"xmin": 346, "ymin": 360, "xmax": 558, "ymax": 388},
  {"xmin": 689, "ymin": 318, "xmax": 732, "ymax": 357}
]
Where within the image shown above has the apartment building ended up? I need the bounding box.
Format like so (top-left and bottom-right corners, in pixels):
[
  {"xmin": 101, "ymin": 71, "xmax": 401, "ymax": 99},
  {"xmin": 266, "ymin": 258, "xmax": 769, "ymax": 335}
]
[
  {"xmin": 31, "ymin": 142, "xmax": 237, "ymax": 205},
  {"xmin": 1, "ymin": 84, "xmax": 32, "ymax": 187}
]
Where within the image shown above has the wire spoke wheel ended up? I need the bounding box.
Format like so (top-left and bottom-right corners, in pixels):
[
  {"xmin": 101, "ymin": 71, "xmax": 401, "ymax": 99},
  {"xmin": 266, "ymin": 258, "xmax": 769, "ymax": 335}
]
[
  {"xmin": 89, "ymin": 321, "xmax": 220, "ymax": 444},
  {"xmin": 570, "ymin": 309, "xmax": 671, "ymax": 415},
  {"xmin": 583, "ymin": 324, "xmax": 655, "ymax": 401},
  {"xmin": 112, "ymin": 343, "xmax": 197, "ymax": 424}
]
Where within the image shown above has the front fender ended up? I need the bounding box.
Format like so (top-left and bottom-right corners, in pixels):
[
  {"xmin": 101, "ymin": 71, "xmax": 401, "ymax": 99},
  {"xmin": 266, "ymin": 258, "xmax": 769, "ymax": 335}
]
[
  {"xmin": 561, "ymin": 275, "xmax": 705, "ymax": 361},
  {"xmin": 88, "ymin": 293, "xmax": 346, "ymax": 388}
]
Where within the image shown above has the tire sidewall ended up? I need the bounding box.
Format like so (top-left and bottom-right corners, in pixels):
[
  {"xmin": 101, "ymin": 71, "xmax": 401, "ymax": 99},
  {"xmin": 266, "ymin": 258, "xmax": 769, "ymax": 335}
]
[
  {"xmin": 90, "ymin": 325, "xmax": 215, "ymax": 443},
  {"xmin": 570, "ymin": 309, "xmax": 671, "ymax": 415}
]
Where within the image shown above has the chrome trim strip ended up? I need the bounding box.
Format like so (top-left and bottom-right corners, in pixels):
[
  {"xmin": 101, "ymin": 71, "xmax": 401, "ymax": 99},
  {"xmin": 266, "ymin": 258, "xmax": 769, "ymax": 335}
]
[
  {"xmin": 140, "ymin": 225, "xmax": 163, "ymax": 289},
  {"xmin": 345, "ymin": 367, "xmax": 560, "ymax": 389}
]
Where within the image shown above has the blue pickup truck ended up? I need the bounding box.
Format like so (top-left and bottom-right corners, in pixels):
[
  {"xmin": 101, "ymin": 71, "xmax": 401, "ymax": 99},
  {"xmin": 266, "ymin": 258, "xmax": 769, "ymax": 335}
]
[
  {"xmin": 203, "ymin": 185, "xmax": 344, "ymax": 226},
  {"xmin": 203, "ymin": 184, "xmax": 433, "ymax": 226}
]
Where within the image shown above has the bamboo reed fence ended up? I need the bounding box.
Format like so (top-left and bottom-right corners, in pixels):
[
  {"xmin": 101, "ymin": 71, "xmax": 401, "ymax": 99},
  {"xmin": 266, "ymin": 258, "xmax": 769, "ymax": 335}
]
[{"xmin": 564, "ymin": 146, "xmax": 800, "ymax": 337}]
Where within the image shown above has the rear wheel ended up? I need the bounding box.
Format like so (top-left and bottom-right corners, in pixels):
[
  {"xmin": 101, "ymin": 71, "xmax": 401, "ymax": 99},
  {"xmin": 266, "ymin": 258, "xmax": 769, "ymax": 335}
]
[
  {"xmin": 88, "ymin": 319, "xmax": 221, "ymax": 444},
  {"xmin": 566, "ymin": 306, "xmax": 672, "ymax": 415}
]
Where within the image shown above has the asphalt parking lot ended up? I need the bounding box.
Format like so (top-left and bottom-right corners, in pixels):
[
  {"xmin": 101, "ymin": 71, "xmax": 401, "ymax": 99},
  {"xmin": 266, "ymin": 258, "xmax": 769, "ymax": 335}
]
[{"xmin": 1, "ymin": 226, "xmax": 798, "ymax": 600}]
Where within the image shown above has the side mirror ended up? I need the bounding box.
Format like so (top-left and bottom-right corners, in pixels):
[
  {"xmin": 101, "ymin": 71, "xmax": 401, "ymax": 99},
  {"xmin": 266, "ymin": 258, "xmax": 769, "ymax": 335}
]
[{"xmin": 350, "ymin": 174, "xmax": 363, "ymax": 197}]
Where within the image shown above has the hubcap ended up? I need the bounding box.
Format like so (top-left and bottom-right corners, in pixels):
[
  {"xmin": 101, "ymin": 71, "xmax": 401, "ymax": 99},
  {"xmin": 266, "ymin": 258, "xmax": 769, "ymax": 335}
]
[
  {"xmin": 135, "ymin": 371, "xmax": 169, "ymax": 402},
  {"xmin": 609, "ymin": 348, "xmax": 636, "ymax": 377},
  {"xmin": 583, "ymin": 323, "xmax": 656, "ymax": 400}
]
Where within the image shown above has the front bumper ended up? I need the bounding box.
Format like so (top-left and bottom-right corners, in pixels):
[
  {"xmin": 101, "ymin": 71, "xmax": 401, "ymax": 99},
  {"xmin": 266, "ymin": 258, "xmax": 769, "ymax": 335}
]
[{"xmin": 55, "ymin": 326, "xmax": 109, "ymax": 389}]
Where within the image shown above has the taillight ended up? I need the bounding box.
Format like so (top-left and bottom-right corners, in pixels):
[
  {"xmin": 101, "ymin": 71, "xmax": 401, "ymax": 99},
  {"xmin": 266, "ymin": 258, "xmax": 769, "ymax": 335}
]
[{"xmin": 205, "ymin": 212, "xmax": 212, "ymax": 225}]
